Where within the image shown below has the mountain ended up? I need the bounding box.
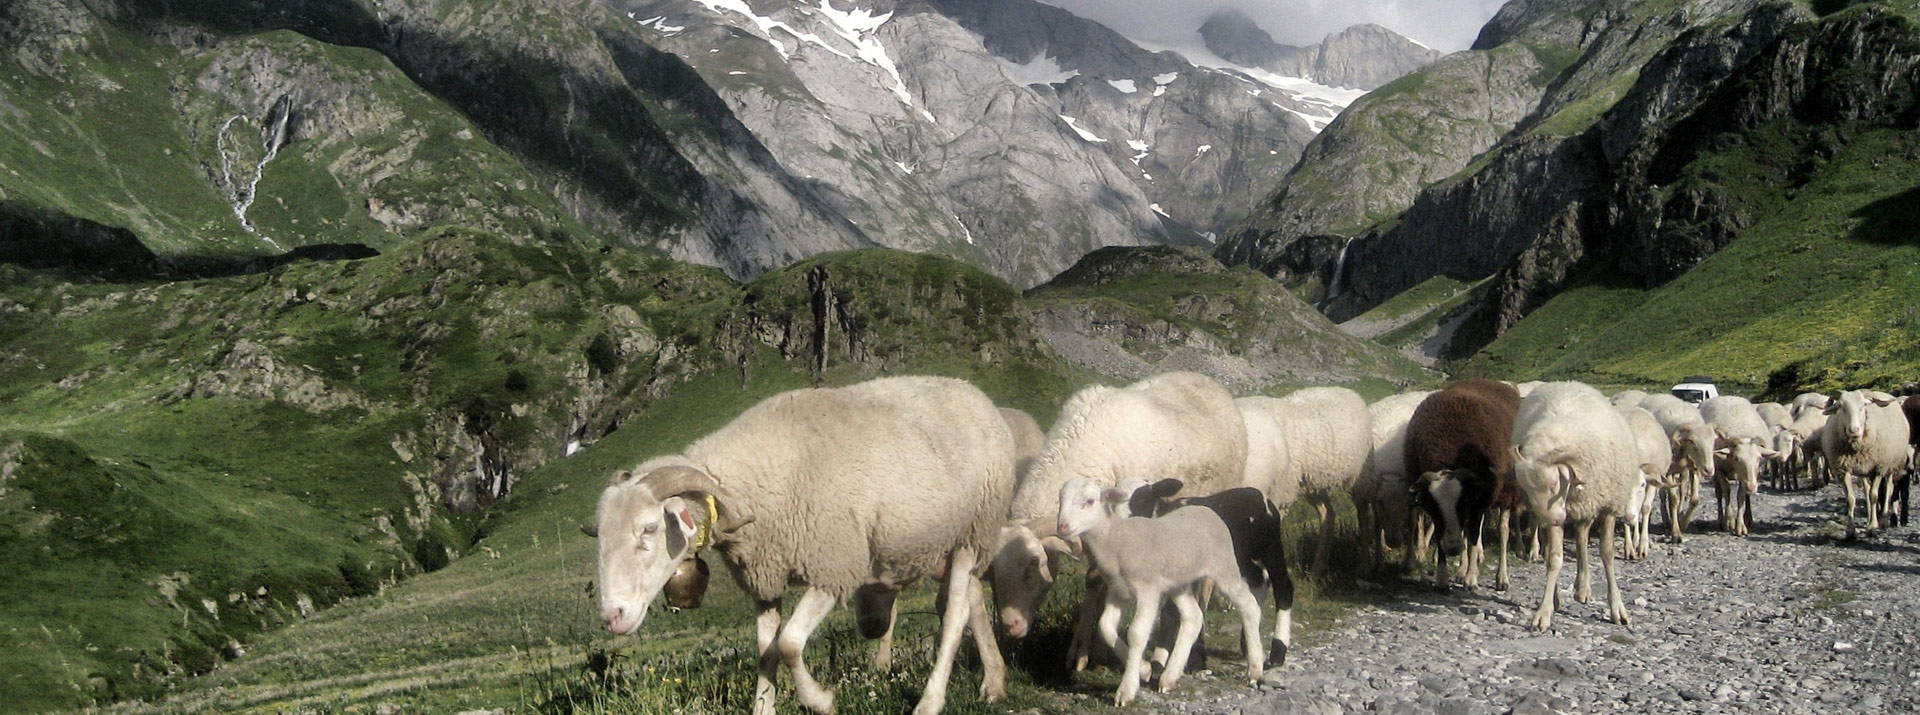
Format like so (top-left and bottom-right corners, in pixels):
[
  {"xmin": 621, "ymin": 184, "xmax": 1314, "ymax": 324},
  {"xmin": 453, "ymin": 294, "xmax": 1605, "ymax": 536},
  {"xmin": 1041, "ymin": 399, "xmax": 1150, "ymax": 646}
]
[
  {"xmin": 1225, "ymin": 0, "xmax": 1920, "ymax": 391},
  {"xmin": 0, "ymin": 0, "xmax": 873, "ymax": 279},
  {"xmin": 611, "ymin": 0, "xmax": 1356, "ymax": 285},
  {"xmin": 1199, "ymin": 10, "xmax": 1443, "ymax": 90}
]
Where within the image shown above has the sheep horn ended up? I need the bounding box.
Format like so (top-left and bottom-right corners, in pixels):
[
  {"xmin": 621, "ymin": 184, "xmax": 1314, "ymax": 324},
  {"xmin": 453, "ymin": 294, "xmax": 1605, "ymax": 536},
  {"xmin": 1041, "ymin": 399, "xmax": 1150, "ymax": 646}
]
[{"xmin": 641, "ymin": 466, "xmax": 757, "ymax": 533}]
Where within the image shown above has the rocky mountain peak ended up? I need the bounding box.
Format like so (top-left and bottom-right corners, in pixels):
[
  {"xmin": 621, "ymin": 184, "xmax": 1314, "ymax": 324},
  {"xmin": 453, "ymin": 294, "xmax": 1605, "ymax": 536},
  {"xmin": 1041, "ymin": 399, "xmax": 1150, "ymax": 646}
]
[{"xmin": 1198, "ymin": 10, "xmax": 1441, "ymax": 90}]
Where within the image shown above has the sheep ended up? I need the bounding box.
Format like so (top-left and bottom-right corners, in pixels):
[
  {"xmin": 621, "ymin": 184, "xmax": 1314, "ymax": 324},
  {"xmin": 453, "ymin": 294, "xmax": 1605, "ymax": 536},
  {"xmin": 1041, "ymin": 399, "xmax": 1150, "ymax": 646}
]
[
  {"xmin": 1650, "ymin": 402, "xmax": 1714, "ymax": 540},
  {"xmin": 1822, "ymin": 390, "xmax": 1911, "ymax": 540},
  {"xmin": 1611, "ymin": 389, "xmax": 1650, "ymax": 407},
  {"xmin": 1124, "ymin": 479, "xmax": 1294, "ymax": 667},
  {"xmin": 1511, "ymin": 381, "xmax": 1644, "ymax": 631},
  {"xmin": 1355, "ymin": 391, "xmax": 1434, "ymax": 572},
  {"xmin": 1240, "ymin": 386, "xmax": 1373, "ymax": 573},
  {"xmin": 1755, "ymin": 402, "xmax": 1795, "ymax": 489},
  {"xmin": 1699, "ymin": 396, "xmax": 1779, "ymax": 537},
  {"xmin": 1788, "ymin": 407, "xmax": 1834, "ymax": 488},
  {"xmin": 590, "ymin": 376, "xmax": 1014, "ymax": 715},
  {"xmin": 1616, "ymin": 405, "xmax": 1673, "ymax": 560},
  {"xmin": 1638, "ymin": 393, "xmax": 1688, "ymax": 415},
  {"xmin": 1057, "ymin": 478, "xmax": 1265, "ymax": 706},
  {"xmin": 1405, "ymin": 379, "xmax": 1521, "ymax": 589},
  {"xmin": 992, "ymin": 372, "xmax": 1245, "ymax": 667},
  {"xmin": 1000, "ymin": 407, "xmax": 1047, "ymax": 480},
  {"xmin": 1906, "ymin": 394, "xmax": 1920, "ymax": 479},
  {"xmin": 1790, "ymin": 392, "xmax": 1831, "ymax": 419}
]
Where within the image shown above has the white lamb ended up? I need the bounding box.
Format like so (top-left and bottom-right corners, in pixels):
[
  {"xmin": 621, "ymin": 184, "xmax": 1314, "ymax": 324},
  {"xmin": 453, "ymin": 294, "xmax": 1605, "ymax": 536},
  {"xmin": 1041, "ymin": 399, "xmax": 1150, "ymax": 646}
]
[
  {"xmin": 992, "ymin": 372, "xmax": 1246, "ymax": 666},
  {"xmin": 1821, "ymin": 390, "xmax": 1911, "ymax": 539},
  {"xmin": 1699, "ymin": 396, "xmax": 1779, "ymax": 537},
  {"xmin": 590, "ymin": 376, "xmax": 1014, "ymax": 715},
  {"xmin": 1511, "ymin": 381, "xmax": 1644, "ymax": 631},
  {"xmin": 1057, "ymin": 478, "xmax": 1265, "ymax": 707},
  {"xmin": 1241, "ymin": 386, "xmax": 1373, "ymax": 572}
]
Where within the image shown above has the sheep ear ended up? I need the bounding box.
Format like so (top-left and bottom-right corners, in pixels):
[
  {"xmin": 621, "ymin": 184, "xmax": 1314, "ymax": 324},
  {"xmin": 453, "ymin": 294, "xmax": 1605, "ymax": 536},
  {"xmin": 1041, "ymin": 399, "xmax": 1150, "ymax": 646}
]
[
  {"xmin": 1869, "ymin": 391, "xmax": 1898, "ymax": 406},
  {"xmin": 1040, "ymin": 535, "xmax": 1079, "ymax": 562},
  {"xmin": 1714, "ymin": 446, "xmax": 1731, "ymax": 459},
  {"xmin": 1147, "ymin": 479, "xmax": 1184, "ymax": 500},
  {"xmin": 580, "ymin": 522, "xmax": 599, "ymax": 538},
  {"xmin": 607, "ymin": 470, "xmax": 637, "ymax": 486}
]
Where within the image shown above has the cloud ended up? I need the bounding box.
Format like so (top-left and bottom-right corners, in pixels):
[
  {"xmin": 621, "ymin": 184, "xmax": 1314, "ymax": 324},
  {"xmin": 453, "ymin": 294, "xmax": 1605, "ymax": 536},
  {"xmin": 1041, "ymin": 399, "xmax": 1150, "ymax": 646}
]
[{"xmin": 1038, "ymin": 0, "xmax": 1507, "ymax": 52}]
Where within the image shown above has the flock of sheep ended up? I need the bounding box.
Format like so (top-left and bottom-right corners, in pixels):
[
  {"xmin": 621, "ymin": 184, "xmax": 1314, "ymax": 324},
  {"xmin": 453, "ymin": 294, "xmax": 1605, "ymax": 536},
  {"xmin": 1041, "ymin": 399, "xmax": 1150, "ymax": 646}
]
[{"xmin": 587, "ymin": 372, "xmax": 1920, "ymax": 714}]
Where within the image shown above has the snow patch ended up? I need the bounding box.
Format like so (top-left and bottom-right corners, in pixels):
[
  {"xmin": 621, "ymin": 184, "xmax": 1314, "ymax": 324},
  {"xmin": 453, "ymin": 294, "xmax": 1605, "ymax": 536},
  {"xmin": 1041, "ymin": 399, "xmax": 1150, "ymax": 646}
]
[
  {"xmin": 1059, "ymin": 115, "xmax": 1107, "ymax": 143},
  {"xmin": 1196, "ymin": 144, "xmax": 1212, "ymax": 154},
  {"xmin": 894, "ymin": 161, "xmax": 914, "ymax": 174},
  {"xmin": 1127, "ymin": 38, "xmax": 1368, "ymax": 134},
  {"xmin": 997, "ymin": 51, "xmax": 1080, "ymax": 86},
  {"xmin": 631, "ymin": 14, "xmax": 686, "ymax": 34},
  {"xmin": 1149, "ymin": 203, "xmax": 1169, "ymax": 217},
  {"xmin": 1126, "ymin": 139, "xmax": 1150, "ymax": 166},
  {"xmin": 1153, "ymin": 72, "xmax": 1179, "ymax": 85},
  {"xmin": 813, "ymin": 0, "xmax": 915, "ymax": 107},
  {"xmin": 1107, "ymin": 79, "xmax": 1137, "ymax": 94},
  {"xmin": 955, "ymin": 215, "xmax": 974, "ymax": 245}
]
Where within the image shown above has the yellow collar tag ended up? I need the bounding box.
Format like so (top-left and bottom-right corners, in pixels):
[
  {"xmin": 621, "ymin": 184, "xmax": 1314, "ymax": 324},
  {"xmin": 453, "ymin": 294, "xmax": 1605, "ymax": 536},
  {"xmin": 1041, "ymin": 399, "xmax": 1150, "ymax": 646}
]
[{"xmin": 692, "ymin": 493, "xmax": 720, "ymax": 551}]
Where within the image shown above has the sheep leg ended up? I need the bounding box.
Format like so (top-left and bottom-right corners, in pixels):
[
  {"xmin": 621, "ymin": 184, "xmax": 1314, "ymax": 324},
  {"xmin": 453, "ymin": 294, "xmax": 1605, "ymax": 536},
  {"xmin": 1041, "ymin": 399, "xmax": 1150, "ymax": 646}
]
[
  {"xmin": 1096, "ymin": 599, "xmax": 1125, "ymax": 657},
  {"xmin": 1068, "ymin": 573, "xmax": 1107, "ymax": 672},
  {"xmin": 1600, "ymin": 512, "xmax": 1629, "ymax": 625},
  {"xmin": 1157, "ymin": 591, "xmax": 1203, "ymax": 693},
  {"xmin": 777, "ymin": 589, "xmax": 839, "ymax": 715},
  {"xmin": 754, "ymin": 600, "xmax": 783, "ymax": 715},
  {"xmin": 1679, "ymin": 469, "xmax": 1700, "ymax": 535},
  {"xmin": 1844, "ymin": 471, "xmax": 1860, "ymax": 540},
  {"xmin": 1221, "ymin": 577, "xmax": 1266, "ymax": 685},
  {"xmin": 966, "ymin": 575, "xmax": 1006, "ymax": 702},
  {"xmin": 1266, "ymin": 533, "xmax": 1294, "ymax": 666},
  {"xmin": 1496, "ymin": 509, "xmax": 1512, "ymax": 591},
  {"xmin": 913, "ymin": 547, "xmax": 979, "ymax": 715},
  {"xmin": 1116, "ymin": 590, "xmax": 1161, "ymax": 707},
  {"xmin": 1312, "ymin": 496, "xmax": 1335, "ymax": 574},
  {"xmin": 1573, "ymin": 519, "xmax": 1593, "ymax": 605},
  {"xmin": 1532, "ymin": 524, "xmax": 1564, "ymax": 632}
]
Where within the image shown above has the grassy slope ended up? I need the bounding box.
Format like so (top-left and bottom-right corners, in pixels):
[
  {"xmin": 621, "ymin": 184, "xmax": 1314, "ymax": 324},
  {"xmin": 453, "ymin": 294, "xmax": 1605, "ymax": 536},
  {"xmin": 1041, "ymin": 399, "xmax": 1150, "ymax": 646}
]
[
  {"xmin": 0, "ymin": 228, "xmax": 743, "ymax": 710},
  {"xmin": 0, "ymin": 15, "xmax": 597, "ymax": 261},
  {"xmin": 1458, "ymin": 125, "xmax": 1920, "ymax": 396}
]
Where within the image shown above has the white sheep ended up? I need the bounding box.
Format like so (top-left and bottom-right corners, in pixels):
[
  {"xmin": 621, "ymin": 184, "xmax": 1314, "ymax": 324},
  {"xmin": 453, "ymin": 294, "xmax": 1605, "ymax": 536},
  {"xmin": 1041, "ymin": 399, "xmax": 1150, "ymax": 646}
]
[
  {"xmin": 1638, "ymin": 393, "xmax": 1688, "ymax": 414},
  {"xmin": 1611, "ymin": 389, "xmax": 1650, "ymax": 407},
  {"xmin": 1785, "ymin": 407, "xmax": 1832, "ymax": 488},
  {"xmin": 1821, "ymin": 390, "xmax": 1911, "ymax": 540},
  {"xmin": 1648, "ymin": 401, "xmax": 1712, "ymax": 540},
  {"xmin": 1511, "ymin": 381, "xmax": 1643, "ymax": 631},
  {"xmin": 591, "ymin": 376, "xmax": 1014, "ymax": 715},
  {"xmin": 1241, "ymin": 386, "xmax": 1373, "ymax": 573},
  {"xmin": 1699, "ymin": 396, "xmax": 1779, "ymax": 537},
  {"xmin": 1356, "ymin": 390, "xmax": 1434, "ymax": 572},
  {"xmin": 1789, "ymin": 392, "xmax": 1831, "ymax": 419},
  {"xmin": 1058, "ymin": 478, "xmax": 1265, "ymax": 707},
  {"xmin": 1616, "ymin": 405, "xmax": 1673, "ymax": 559},
  {"xmin": 992, "ymin": 372, "xmax": 1245, "ymax": 667}
]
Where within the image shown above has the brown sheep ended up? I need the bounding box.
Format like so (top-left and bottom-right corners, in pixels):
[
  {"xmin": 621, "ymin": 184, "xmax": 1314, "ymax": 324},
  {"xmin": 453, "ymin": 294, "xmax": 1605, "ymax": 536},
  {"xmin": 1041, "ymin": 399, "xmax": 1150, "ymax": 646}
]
[{"xmin": 1405, "ymin": 379, "xmax": 1522, "ymax": 588}]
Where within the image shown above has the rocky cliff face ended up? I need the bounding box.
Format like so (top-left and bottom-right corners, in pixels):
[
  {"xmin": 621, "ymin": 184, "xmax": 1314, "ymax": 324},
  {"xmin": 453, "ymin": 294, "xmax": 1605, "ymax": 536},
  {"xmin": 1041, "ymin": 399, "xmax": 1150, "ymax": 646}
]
[
  {"xmin": 1320, "ymin": 2, "xmax": 1920, "ymax": 358},
  {"xmin": 611, "ymin": 0, "xmax": 1341, "ymax": 285},
  {"xmin": 1200, "ymin": 11, "xmax": 1443, "ymax": 90},
  {"xmin": 1218, "ymin": 0, "xmax": 1817, "ymax": 319}
]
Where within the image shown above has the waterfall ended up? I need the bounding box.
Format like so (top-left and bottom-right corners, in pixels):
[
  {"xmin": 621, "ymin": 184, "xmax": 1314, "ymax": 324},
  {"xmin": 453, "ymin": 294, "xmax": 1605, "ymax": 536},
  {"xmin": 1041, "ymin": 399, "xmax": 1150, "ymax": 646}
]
[
  {"xmin": 1321, "ymin": 237, "xmax": 1354, "ymax": 308},
  {"xmin": 216, "ymin": 95, "xmax": 295, "ymax": 252}
]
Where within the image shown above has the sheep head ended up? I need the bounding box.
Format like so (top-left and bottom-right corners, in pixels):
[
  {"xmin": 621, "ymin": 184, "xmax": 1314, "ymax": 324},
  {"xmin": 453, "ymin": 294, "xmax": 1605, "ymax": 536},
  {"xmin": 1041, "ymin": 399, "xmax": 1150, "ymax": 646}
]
[
  {"xmin": 1413, "ymin": 469, "xmax": 1469, "ymax": 557},
  {"xmin": 1713, "ymin": 437, "xmax": 1775, "ymax": 495},
  {"xmin": 990, "ymin": 519, "xmax": 1073, "ymax": 639},
  {"xmin": 591, "ymin": 467, "xmax": 754, "ymax": 635}
]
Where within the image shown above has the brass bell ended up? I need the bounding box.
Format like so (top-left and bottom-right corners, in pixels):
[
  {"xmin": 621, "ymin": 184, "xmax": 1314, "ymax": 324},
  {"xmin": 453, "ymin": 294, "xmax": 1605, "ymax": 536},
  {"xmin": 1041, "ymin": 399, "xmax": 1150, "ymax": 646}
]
[{"xmin": 663, "ymin": 556, "xmax": 710, "ymax": 611}]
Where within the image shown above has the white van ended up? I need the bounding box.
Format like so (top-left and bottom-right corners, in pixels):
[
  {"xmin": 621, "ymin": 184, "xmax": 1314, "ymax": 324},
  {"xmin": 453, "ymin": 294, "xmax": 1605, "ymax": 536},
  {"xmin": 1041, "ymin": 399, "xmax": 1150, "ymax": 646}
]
[{"xmin": 1670, "ymin": 376, "xmax": 1720, "ymax": 403}]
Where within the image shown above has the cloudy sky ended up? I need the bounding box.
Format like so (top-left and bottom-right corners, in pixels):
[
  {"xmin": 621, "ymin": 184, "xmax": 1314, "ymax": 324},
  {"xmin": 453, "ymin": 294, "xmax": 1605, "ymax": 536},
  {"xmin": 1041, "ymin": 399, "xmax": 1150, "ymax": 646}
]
[{"xmin": 1038, "ymin": 0, "xmax": 1509, "ymax": 53}]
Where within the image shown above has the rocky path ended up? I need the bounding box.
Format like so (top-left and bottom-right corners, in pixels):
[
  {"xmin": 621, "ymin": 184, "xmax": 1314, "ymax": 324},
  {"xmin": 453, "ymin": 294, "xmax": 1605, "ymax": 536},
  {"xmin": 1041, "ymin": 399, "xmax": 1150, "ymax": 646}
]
[{"xmin": 1140, "ymin": 485, "xmax": 1920, "ymax": 714}]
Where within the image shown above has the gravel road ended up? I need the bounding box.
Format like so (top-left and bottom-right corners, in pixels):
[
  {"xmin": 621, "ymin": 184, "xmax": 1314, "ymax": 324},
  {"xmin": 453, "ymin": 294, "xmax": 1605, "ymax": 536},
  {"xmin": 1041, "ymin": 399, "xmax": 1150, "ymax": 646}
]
[{"xmin": 1129, "ymin": 484, "xmax": 1920, "ymax": 714}]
